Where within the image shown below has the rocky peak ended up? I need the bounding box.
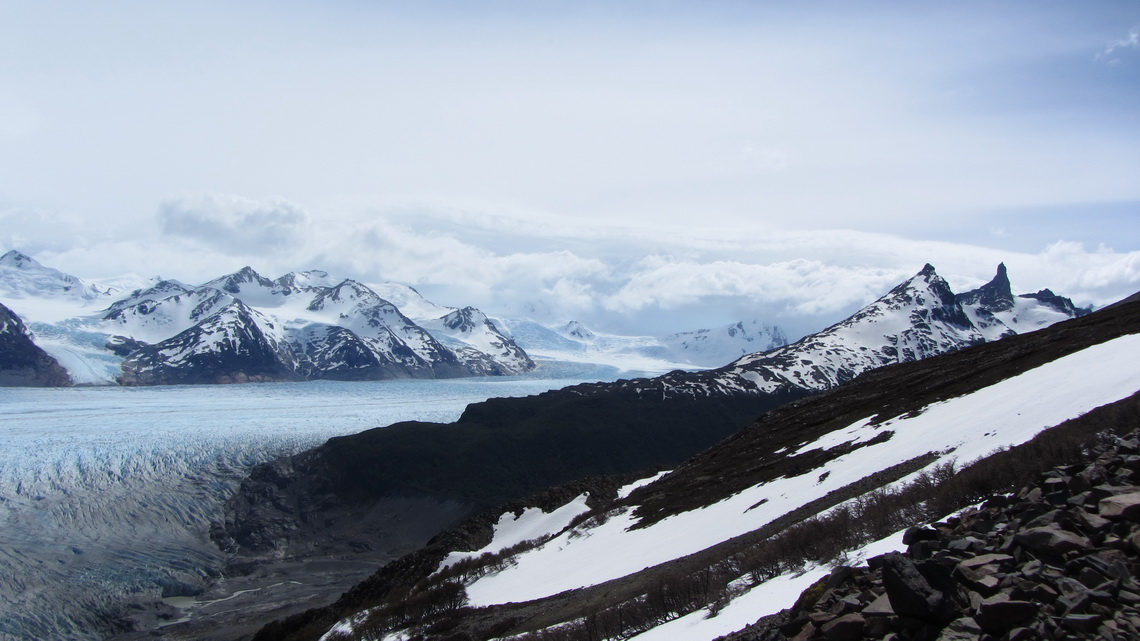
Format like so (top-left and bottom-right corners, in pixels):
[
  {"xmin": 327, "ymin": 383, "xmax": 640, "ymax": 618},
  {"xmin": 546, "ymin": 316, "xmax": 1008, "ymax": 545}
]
[
  {"xmin": 442, "ymin": 307, "xmax": 485, "ymax": 333},
  {"xmin": 1021, "ymin": 289, "xmax": 1090, "ymax": 317},
  {"xmin": 207, "ymin": 266, "xmax": 276, "ymax": 294},
  {"xmin": 957, "ymin": 262, "xmax": 1015, "ymax": 312},
  {"xmin": 308, "ymin": 279, "xmax": 382, "ymax": 311}
]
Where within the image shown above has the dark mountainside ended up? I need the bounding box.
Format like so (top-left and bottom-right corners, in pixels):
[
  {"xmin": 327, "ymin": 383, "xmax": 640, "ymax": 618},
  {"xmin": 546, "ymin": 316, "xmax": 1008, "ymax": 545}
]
[
  {"xmin": 232, "ymin": 294, "xmax": 1139, "ymax": 641},
  {"xmin": 0, "ymin": 301, "xmax": 70, "ymax": 386}
]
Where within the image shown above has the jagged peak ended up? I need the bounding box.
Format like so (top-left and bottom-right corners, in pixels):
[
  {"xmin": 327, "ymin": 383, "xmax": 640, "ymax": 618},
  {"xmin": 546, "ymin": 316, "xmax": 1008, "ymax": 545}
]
[
  {"xmin": 202, "ymin": 266, "xmax": 277, "ymax": 294},
  {"xmin": 957, "ymin": 263, "xmax": 1015, "ymax": 311}
]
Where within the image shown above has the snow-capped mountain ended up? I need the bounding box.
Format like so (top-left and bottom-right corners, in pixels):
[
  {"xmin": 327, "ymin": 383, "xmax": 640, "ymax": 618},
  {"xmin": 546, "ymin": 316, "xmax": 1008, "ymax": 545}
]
[
  {"xmin": 660, "ymin": 319, "xmax": 788, "ymax": 367},
  {"xmin": 107, "ymin": 268, "xmax": 536, "ymax": 384},
  {"xmin": 597, "ymin": 263, "xmax": 1088, "ymax": 401},
  {"xmin": 276, "ymin": 291, "xmax": 1140, "ymax": 641},
  {"xmin": 119, "ymin": 300, "xmax": 301, "ymax": 385},
  {"xmin": 420, "ymin": 307, "xmax": 534, "ymax": 375},
  {"xmin": 0, "ymin": 250, "xmax": 100, "ymax": 301},
  {"xmin": 490, "ymin": 317, "xmax": 790, "ymax": 373},
  {"xmin": 0, "ymin": 254, "xmax": 538, "ymax": 385}
]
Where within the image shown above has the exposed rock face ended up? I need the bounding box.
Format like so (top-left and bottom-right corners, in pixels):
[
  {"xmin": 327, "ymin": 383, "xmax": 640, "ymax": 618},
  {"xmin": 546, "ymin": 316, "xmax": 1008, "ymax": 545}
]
[
  {"xmin": 0, "ymin": 302, "xmax": 70, "ymax": 386},
  {"xmin": 727, "ymin": 430, "xmax": 1140, "ymax": 641}
]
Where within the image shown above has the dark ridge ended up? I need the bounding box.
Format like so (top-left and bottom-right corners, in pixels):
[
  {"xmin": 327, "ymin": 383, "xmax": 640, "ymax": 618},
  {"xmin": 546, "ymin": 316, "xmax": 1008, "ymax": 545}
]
[{"xmin": 220, "ymin": 387, "xmax": 805, "ymax": 556}]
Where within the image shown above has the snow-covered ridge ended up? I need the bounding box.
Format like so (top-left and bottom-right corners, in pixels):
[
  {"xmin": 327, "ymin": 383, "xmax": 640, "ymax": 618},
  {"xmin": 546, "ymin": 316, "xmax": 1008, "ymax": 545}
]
[{"xmin": 594, "ymin": 263, "xmax": 1089, "ymax": 402}]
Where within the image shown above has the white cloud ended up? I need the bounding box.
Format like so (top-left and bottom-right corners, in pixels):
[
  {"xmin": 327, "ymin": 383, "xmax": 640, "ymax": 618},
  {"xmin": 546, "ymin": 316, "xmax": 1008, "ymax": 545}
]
[
  {"xmin": 158, "ymin": 194, "xmax": 310, "ymax": 255},
  {"xmin": 1097, "ymin": 24, "xmax": 1140, "ymax": 63}
]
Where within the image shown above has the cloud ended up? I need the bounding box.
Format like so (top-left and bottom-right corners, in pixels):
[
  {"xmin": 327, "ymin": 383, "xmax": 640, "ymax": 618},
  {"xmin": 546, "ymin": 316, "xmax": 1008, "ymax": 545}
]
[
  {"xmin": 158, "ymin": 194, "xmax": 310, "ymax": 255},
  {"xmin": 1097, "ymin": 24, "xmax": 1140, "ymax": 63}
]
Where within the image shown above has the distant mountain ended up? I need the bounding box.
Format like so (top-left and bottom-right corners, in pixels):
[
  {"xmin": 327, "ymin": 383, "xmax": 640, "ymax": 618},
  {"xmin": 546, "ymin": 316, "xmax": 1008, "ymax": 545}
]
[
  {"xmin": 420, "ymin": 307, "xmax": 534, "ymax": 375},
  {"xmin": 660, "ymin": 319, "xmax": 787, "ymax": 367},
  {"xmin": 0, "ymin": 301, "xmax": 71, "ymax": 386},
  {"xmin": 493, "ymin": 317, "xmax": 790, "ymax": 371},
  {"xmin": 0, "ymin": 254, "xmax": 538, "ymax": 385},
  {"xmin": 107, "ymin": 267, "xmax": 534, "ymax": 384},
  {"xmin": 0, "ymin": 250, "xmax": 101, "ymax": 301},
  {"xmin": 594, "ymin": 263, "xmax": 1089, "ymax": 400}
]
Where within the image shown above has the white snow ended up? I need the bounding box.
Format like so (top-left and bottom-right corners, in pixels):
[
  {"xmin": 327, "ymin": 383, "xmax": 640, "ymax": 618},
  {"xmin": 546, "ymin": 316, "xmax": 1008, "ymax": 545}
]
[
  {"xmin": 439, "ymin": 494, "xmax": 592, "ymax": 570},
  {"xmin": 463, "ymin": 333, "xmax": 1140, "ymax": 607},
  {"xmin": 626, "ymin": 529, "xmax": 909, "ymax": 641}
]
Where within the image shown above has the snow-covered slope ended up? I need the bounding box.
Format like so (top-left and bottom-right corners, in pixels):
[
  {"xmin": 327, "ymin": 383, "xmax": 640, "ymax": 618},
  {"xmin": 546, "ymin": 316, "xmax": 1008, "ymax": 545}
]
[
  {"xmin": 369, "ymin": 281, "xmax": 455, "ymax": 321},
  {"xmin": 309, "ymin": 296, "xmax": 1140, "ymax": 641},
  {"xmin": 659, "ymin": 319, "xmax": 787, "ymax": 367},
  {"xmin": 420, "ymin": 307, "xmax": 534, "ymax": 375},
  {"xmin": 464, "ymin": 337, "xmax": 1140, "ymax": 608}
]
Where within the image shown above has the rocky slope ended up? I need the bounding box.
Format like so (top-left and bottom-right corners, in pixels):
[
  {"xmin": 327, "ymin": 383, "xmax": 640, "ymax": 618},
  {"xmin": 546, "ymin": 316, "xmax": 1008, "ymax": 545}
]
[
  {"xmin": 726, "ymin": 429, "xmax": 1140, "ymax": 641},
  {"xmin": 0, "ymin": 301, "xmax": 71, "ymax": 386}
]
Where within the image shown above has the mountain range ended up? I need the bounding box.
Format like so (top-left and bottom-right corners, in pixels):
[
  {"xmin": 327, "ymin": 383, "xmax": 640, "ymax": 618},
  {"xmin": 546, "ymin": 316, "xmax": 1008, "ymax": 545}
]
[
  {"xmin": 224, "ymin": 275, "xmax": 1138, "ymax": 641},
  {"xmin": 0, "ymin": 250, "xmax": 801, "ymax": 386},
  {"xmin": 0, "ymin": 251, "xmax": 540, "ymax": 385}
]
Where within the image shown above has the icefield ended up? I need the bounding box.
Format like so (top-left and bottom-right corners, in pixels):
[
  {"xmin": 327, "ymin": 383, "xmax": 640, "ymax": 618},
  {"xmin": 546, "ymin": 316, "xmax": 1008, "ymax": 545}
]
[{"xmin": 0, "ymin": 368, "xmax": 612, "ymax": 641}]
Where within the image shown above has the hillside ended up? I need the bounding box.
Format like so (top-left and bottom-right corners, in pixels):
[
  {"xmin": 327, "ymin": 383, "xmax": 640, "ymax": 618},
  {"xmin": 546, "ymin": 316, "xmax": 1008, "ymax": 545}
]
[
  {"xmin": 0, "ymin": 300, "xmax": 71, "ymax": 386},
  {"xmin": 244, "ymin": 293, "xmax": 1140, "ymax": 641}
]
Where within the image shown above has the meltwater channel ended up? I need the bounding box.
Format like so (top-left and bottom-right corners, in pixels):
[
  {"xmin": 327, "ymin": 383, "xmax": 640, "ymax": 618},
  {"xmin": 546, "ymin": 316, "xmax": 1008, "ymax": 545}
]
[{"xmin": 0, "ymin": 363, "xmax": 621, "ymax": 641}]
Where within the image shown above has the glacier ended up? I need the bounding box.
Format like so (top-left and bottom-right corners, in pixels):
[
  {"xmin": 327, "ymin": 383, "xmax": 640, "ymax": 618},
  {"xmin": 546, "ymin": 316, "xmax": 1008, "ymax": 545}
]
[{"xmin": 0, "ymin": 367, "xmax": 622, "ymax": 641}]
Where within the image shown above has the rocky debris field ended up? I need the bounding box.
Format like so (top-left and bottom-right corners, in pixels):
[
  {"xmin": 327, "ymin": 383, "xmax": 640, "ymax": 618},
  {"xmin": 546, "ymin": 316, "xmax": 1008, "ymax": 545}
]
[{"xmin": 728, "ymin": 429, "xmax": 1140, "ymax": 641}]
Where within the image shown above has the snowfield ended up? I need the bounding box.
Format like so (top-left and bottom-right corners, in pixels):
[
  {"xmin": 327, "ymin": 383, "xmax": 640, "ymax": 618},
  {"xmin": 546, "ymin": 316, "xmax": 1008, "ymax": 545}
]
[{"xmin": 458, "ymin": 334, "xmax": 1140, "ymax": 614}]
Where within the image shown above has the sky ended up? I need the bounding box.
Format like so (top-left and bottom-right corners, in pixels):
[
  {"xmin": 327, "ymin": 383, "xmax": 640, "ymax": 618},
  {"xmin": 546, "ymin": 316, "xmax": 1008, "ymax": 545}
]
[{"xmin": 0, "ymin": 1, "xmax": 1138, "ymax": 338}]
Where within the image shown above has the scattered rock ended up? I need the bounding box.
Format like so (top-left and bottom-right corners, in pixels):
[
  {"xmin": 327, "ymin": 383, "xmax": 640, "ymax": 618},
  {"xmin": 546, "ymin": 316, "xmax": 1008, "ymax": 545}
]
[{"xmin": 724, "ymin": 430, "xmax": 1140, "ymax": 641}]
